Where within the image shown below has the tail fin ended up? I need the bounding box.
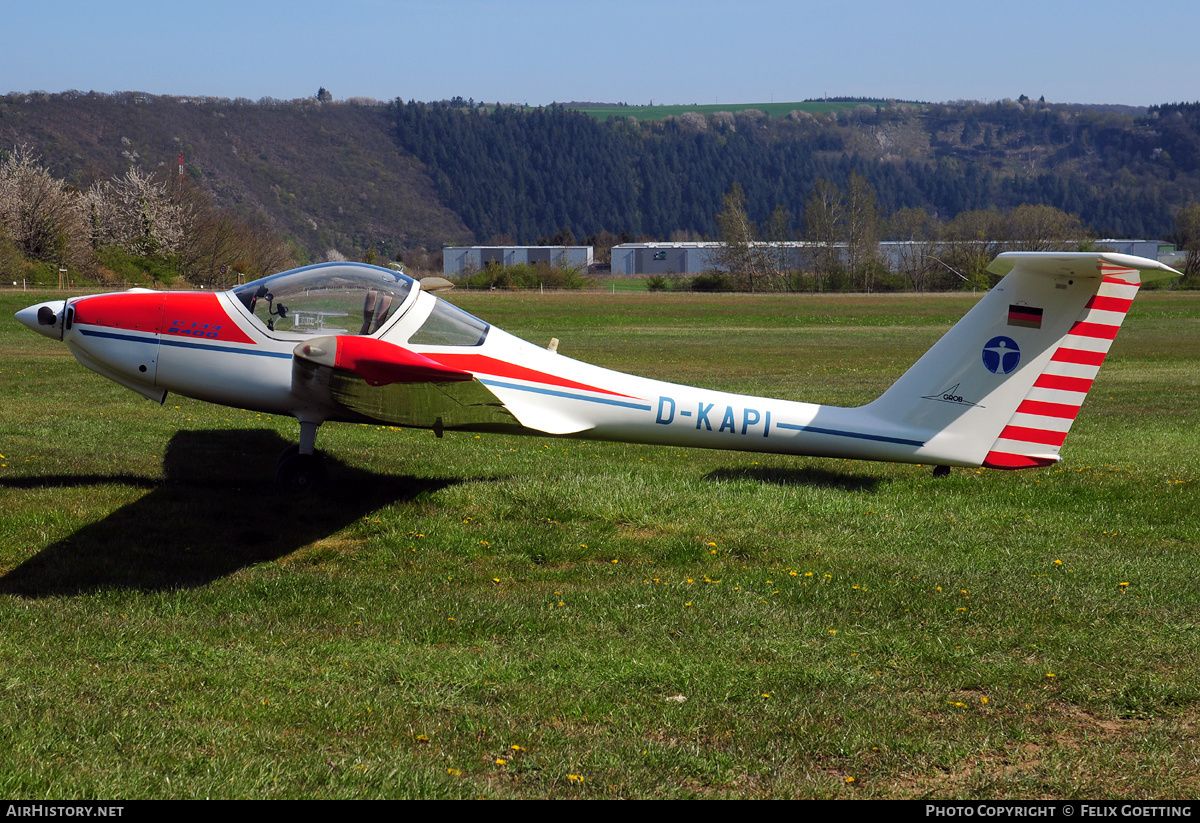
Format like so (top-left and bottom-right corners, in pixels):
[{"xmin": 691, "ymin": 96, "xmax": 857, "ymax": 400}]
[{"xmin": 861, "ymin": 252, "xmax": 1179, "ymax": 469}]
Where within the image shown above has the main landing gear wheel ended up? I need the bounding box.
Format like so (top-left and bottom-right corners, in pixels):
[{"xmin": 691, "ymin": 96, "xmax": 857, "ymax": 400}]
[
  {"xmin": 932, "ymin": 465, "xmax": 951, "ymax": 478},
  {"xmin": 275, "ymin": 446, "xmax": 328, "ymax": 491}
]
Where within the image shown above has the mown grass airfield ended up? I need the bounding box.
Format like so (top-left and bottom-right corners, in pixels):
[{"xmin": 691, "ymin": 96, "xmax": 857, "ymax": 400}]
[{"xmin": 1, "ymin": 288, "xmax": 1197, "ymax": 798}]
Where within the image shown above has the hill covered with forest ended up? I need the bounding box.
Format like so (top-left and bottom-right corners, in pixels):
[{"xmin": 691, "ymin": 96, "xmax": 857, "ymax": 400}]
[{"xmin": 3, "ymin": 91, "xmax": 1200, "ymax": 268}]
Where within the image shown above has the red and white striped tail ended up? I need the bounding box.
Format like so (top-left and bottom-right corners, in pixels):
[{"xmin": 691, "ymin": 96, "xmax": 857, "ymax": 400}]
[{"xmin": 983, "ymin": 263, "xmax": 1140, "ymax": 469}]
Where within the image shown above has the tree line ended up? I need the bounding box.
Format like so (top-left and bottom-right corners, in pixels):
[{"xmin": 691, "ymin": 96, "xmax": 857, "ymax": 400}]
[{"xmin": 703, "ymin": 177, "xmax": 1195, "ymax": 293}]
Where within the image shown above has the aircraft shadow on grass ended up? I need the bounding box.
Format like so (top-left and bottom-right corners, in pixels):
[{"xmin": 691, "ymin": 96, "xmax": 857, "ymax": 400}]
[
  {"xmin": 0, "ymin": 429, "xmax": 463, "ymax": 598},
  {"xmin": 703, "ymin": 465, "xmax": 881, "ymax": 492}
]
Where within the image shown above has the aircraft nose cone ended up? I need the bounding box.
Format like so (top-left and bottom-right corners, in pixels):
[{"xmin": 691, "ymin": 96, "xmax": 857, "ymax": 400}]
[{"xmin": 15, "ymin": 300, "xmax": 65, "ymax": 340}]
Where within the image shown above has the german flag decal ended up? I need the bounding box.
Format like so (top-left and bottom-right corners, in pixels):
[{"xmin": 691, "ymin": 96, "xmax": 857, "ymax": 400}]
[{"xmin": 1008, "ymin": 304, "xmax": 1043, "ymax": 329}]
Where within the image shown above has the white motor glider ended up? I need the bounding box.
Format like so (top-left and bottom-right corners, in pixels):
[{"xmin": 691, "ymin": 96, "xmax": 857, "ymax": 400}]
[{"xmin": 16, "ymin": 252, "xmax": 1178, "ymax": 488}]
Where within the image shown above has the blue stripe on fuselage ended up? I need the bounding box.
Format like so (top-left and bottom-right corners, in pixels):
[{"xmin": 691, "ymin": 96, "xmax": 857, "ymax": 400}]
[
  {"xmin": 478, "ymin": 378, "xmax": 652, "ymax": 410},
  {"xmin": 774, "ymin": 422, "xmax": 925, "ymax": 447},
  {"xmin": 78, "ymin": 328, "xmax": 292, "ymax": 359}
]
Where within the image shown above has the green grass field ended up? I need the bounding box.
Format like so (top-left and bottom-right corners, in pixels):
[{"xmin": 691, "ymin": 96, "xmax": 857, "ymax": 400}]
[
  {"xmin": 569, "ymin": 100, "xmax": 888, "ymax": 121},
  {"xmin": 1, "ymin": 289, "xmax": 1197, "ymax": 799}
]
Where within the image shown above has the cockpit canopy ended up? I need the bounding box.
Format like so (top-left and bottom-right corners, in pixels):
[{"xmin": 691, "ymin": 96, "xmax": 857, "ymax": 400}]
[{"xmin": 232, "ymin": 263, "xmax": 415, "ymax": 336}]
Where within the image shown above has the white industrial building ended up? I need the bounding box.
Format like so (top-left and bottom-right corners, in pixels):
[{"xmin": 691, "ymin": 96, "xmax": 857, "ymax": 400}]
[{"xmin": 443, "ymin": 245, "xmax": 594, "ymax": 277}]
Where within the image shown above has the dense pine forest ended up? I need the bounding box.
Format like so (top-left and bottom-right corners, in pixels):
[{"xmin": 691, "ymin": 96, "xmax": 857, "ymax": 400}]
[
  {"xmin": 393, "ymin": 98, "xmax": 1200, "ymax": 244},
  {"xmin": 2, "ymin": 91, "xmax": 1200, "ymax": 286}
]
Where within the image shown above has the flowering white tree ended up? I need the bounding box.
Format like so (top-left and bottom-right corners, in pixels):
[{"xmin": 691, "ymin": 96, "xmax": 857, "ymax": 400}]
[
  {"xmin": 0, "ymin": 145, "xmax": 90, "ymax": 268},
  {"xmin": 85, "ymin": 167, "xmax": 190, "ymax": 257},
  {"xmin": 0, "ymin": 144, "xmax": 295, "ymax": 284}
]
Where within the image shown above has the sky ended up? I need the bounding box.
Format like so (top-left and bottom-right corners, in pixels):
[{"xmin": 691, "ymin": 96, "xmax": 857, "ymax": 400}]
[{"xmin": 3, "ymin": 0, "xmax": 1197, "ymax": 107}]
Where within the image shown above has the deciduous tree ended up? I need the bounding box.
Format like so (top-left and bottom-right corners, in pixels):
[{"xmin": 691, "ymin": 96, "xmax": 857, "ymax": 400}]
[
  {"xmin": 1006, "ymin": 203, "xmax": 1086, "ymax": 251},
  {"xmin": 714, "ymin": 183, "xmax": 765, "ymax": 291},
  {"xmin": 762, "ymin": 204, "xmax": 793, "ymax": 291},
  {"xmin": 0, "ymin": 146, "xmax": 90, "ymax": 269},
  {"xmin": 887, "ymin": 207, "xmax": 941, "ymax": 291},
  {"xmin": 1174, "ymin": 202, "xmax": 1200, "ymax": 282},
  {"xmin": 844, "ymin": 172, "xmax": 879, "ymax": 290},
  {"xmin": 804, "ymin": 178, "xmax": 842, "ymax": 291}
]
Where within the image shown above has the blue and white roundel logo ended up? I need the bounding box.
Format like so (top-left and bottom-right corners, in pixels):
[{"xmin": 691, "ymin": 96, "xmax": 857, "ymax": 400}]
[{"xmin": 982, "ymin": 336, "xmax": 1021, "ymax": 374}]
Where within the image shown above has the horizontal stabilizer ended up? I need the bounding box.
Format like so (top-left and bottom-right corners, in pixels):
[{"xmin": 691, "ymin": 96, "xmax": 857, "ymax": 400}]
[{"xmin": 987, "ymin": 251, "xmax": 1181, "ymax": 281}]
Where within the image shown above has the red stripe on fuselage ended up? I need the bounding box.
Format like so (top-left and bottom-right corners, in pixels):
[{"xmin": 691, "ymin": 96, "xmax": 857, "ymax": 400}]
[
  {"xmin": 426, "ymin": 353, "xmax": 635, "ymax": 398},
  {"xmin": 162, "ymin": 293, "xmax": 256, "ymax": 344},
  {"xmin": 73, "ymin": 292, "xmax": 165, "ymax": 333},
  {"xmin": 73, "ymin": 291, "xmax": 256, "ymax": 345}
]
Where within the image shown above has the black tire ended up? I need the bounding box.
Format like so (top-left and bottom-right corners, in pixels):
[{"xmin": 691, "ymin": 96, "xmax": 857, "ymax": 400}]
[{"xmin": 275, "ymin": 450, "xmax": 328, "ymax": 492}]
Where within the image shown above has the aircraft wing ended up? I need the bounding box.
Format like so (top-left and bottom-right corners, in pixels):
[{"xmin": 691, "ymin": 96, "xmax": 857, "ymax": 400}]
[{"xmin": 290, "ymin": 335, "xmax": 592, "ymax": 435}]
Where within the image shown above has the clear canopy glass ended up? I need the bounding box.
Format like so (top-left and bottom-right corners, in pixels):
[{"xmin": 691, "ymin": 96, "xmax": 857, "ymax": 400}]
[{"xmin": 231, "ymin": 263, "xmax": 415, "ymax": 336}]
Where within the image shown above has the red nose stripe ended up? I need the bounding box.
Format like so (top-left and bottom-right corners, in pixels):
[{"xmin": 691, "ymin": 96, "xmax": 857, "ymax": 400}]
[
  {"xmin": 73, "ymin": 293, "xmax": 165, "ymax": 332},
  {"xmin": 74, "ymin": 292, "xmax": 257, "ymax": 345}
]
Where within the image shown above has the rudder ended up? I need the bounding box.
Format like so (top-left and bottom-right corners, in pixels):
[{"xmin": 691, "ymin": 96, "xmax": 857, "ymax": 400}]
[{"xmin": 983, "ymin": 260, "xmax": 1143, "ymax": 469}]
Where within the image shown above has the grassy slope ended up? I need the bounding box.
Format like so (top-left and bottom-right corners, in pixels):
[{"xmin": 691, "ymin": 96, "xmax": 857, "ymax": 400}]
[
  {"xmin": 0, "ymin": 97, "xmax": 472, "ymax": 254},
  {"xmin": 0, "ymin": 289, "xmax": 1197, "ymax": 799}
]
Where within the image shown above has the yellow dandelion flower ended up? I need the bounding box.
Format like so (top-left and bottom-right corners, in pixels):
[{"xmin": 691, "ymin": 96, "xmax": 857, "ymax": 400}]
[
  {"xmin": 495, "ymin": 758, "xmax": 507, "ymax": 765},
  {"xmin": 567, "ymin": 774, "xmax": 583, "ymax": 782},
  {"xmin": 447, "ymin": 768, "xmax": 461, "ymax": 776},
  {"xmin": 844, "ymin": 776, "xmax": 855, "ymax": 784},
  {"xmin": 1046, "ymin": 673, "xmax": 1056, "ymax": 678}
]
